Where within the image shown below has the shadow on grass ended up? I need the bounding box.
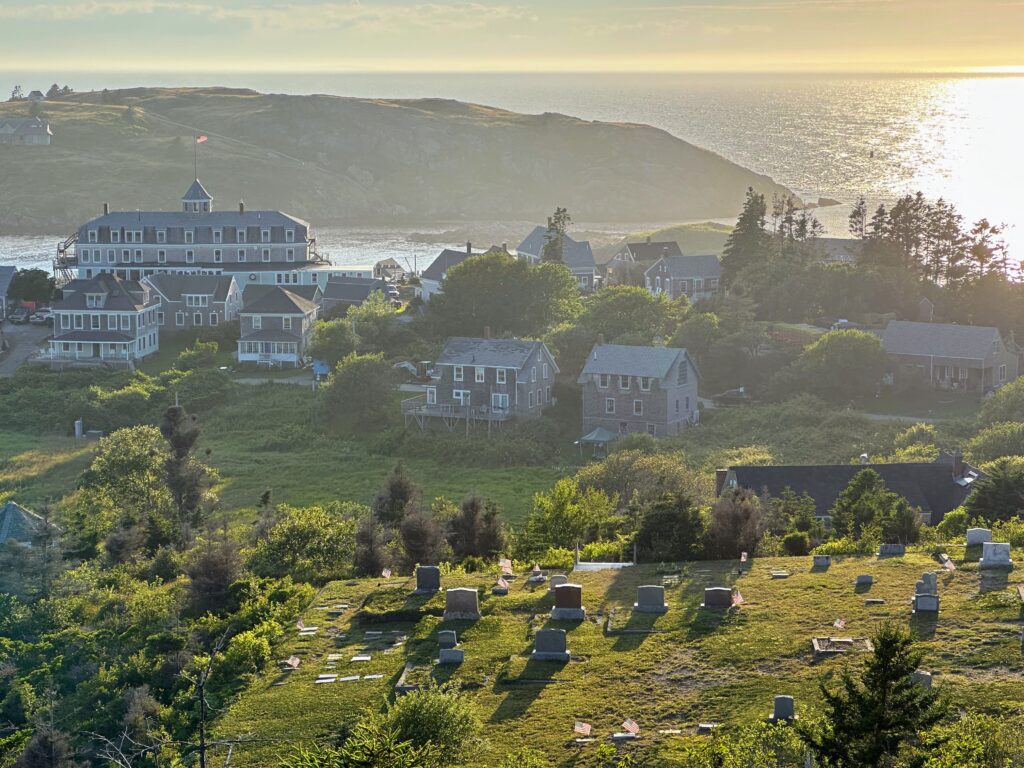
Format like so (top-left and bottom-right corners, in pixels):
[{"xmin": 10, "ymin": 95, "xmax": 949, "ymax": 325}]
[
  {"xmin": 610, "ymin": 609, "xmax": 662, "ymax": 652},
  {"xmin": 489, "ymin": 657, "xmax": 568, "ymax": 723},
  {"xmin": 854, "ymin": 582, "xmax": 873, "ymax": 595},
  {"xmin": 979, "ymin": 569, "xmax": 1010, "ymax": 594},
  {"xmin": 810, "ymin": 564, "xmax": 831, "ymax": 575},
  {"xmin": 909, "ymin": 612, "xmax": 938, "ymax": 641}
]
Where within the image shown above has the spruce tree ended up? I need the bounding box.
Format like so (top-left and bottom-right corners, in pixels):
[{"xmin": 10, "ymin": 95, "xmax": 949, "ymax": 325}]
[{"xmin": 721, "ymin": 187, "xmax": 768, "ymax": 286}]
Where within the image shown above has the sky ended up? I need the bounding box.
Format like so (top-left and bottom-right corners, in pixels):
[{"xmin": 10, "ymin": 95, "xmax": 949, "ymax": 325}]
[{"xmin": 0, "ymin": 0, "xmax": 1021, "ymax": 73}]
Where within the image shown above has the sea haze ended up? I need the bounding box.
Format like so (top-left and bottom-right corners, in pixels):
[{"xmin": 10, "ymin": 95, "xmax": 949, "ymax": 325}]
[{"xmin": 2, "ymin": 72, "xmax": 1020, "ymax": 267}]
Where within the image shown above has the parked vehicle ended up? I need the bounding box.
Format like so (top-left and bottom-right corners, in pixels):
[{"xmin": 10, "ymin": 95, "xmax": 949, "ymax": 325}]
[
  {"xmin": 30, "ymin": 309, "xmax": 53, "ymax": 325},
  {"xmin": 9, "ymin": 307, "xmax": 30, "ymax": 324}
]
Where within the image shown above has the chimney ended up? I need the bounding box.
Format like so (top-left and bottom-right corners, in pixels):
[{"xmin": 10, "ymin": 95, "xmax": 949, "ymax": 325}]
[
  {"xmin": 239, "ymin": 200, "xmax": 245, "ymax": 214},
  {"xmin": 466, "ymin": 241, "xmax": 472, "ymax": 254},
  {"xmin": 860, "ymin": 453, "xmax": 870, "ymax": 465},
  {"xmin": 501, "ymin": 242, "xmax": 507, "ymax": 253},
  {"xmin": 646, "ymin": 235, "xmax": 651, "ymax": 244},
  {"xmin": 597, "ymin": 333, "xmax": 605, "ymax": 346},
  {"xmin": 102, "ymin": 202, "xmax": 109, "ymax": 215},
  {"xmin": 483, "ymin": 325, "xmax": 491, "ymax": 339},
  {"xmin": 951, "ymin": 449, "xmax": 964, "ymax": 479},
  {"xmin": 715, "ymin": 469, "xmax": 729, "ymax": 497}
]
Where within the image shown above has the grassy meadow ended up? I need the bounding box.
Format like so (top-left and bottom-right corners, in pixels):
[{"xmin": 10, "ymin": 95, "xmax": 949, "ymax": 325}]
[{"xmin": 213, "ymin": 550, "xmax": 1024, "ymax": 767}]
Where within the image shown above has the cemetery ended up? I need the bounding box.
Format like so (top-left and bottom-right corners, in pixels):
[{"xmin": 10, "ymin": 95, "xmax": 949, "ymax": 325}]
[{"xmin": 213, "ymin": 549, "xmax": 1024, "ymax": 766}]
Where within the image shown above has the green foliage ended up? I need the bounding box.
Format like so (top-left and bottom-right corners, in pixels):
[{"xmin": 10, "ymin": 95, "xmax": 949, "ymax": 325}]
[
  {"xmin": 797, "ymin": 622, "xmax": 944, "ymax": 767},
  {"xmin": 966, "ymin": 456, "xmax": 1024, "ymax": 523},
  {"xmin": 811, "ymin": 534, "xmax": 879, "ymax": 557},
  {"xmin": 782, "ymin": 531, "xmax": 810, "ymax": 556},
  {"xmin": 580, "ymin": 538, "xmax": 628, "ymax": 562},
  {"xmin": 347, "ymin": 291, "xmax": 412, "ymax": 355},
  {"xmin": 979, "ymin": 377, "xmax": 1024, "ymax": 424},
  {"xmin": 775, "ymin": 329, "xmax": 888, "ymax": 402},
  {"xmin": 706, "ymin": 489, "xmax": 763, "ymax": 559},
  {"xmin": 934, "ymin": 507, "xmax": 969, "ymax": 539},
  {"xmin": 174, "ymin": 341, "xmax": 219, "ymax": 371},
  {"xmin": 247, "ymin": 503, "xmax": 361, "ymax": 584},
  {"xmin": 721, "ymin": 187, "xmax": 769, "ymax": 286},
  {"xmin": 830, "ymin": 468, "xmax": 921, "ymax": 544},
  {"xmin": 321, "ymin": 352, "xmax": 396, "ymax": 430},
  {"xmin": 574, "ymin": 449, "xmax": 712, "ymax": 511},
  {"xmin": 377, "ymin": 684, "xmax": 482, "ymax": 767},
  {"xmin": 894, "ymin": 422, "xmax": 939, "ymax": 450},
  {"xmin": 8, "ymin": 268, "xmax": 54, "ymax": 304},
  {"xmin": 498, "ymin": 747, "xmax": 552, "ymax": 768},
  {"xmin": 671, "ymin": 311, "xmax": 721, "ymax": 358},
  {"xmin": 309, "ymin": 318, "xmax": 358, "ymax": 367},
  {"xmin": 443, "ymin": 495, "xmax": 508, "ymax": 561},
  {"xmin": 920, "ymin": 713, "xmax": 1024, "ymax": 768},
  {"xmin": 677, "ymin": 721, "xmax": 806, "ymax": 767},
  {"xmin": 280, "ymin": 720, "xmax": 442, "ymax": 768},
  {"xmin": 580, "ymin": 285, "xmax": 684, "ymax": 343},
  {"xmin": 635, "ymin": 493, "xmax": 704, "ymax": 562},
  {"xmin": 965, "ymin": 422, "xmax": 1024, "ymax": 464},
  {"xmin": 397, "ymin": 419, "xmax": 562, "ymax": 467},
  {"xmin": 525, "ymin": 477, "xmax": 619, "ymax": 551}
]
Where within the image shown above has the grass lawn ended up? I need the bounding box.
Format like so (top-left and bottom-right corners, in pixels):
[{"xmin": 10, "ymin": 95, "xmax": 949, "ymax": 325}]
[
  {"xmin": 213, "ymin": 550, "xmax": 1024, "ymax": 767},
  {"xmin": 857, "ymin": 390, "xmax": 983, "ymax": 420},
  {"xmin": 0, "ymin": 431, "xmax": 94, "ymax": 507}
]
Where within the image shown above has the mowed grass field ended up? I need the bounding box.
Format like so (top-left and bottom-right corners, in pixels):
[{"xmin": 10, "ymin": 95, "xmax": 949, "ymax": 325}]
[
  {"xmin": 0, "ymin": 431, "xmax": 93, "ymax": 507},
  {"xmin": 213, "ymin": 551, "xmax": 1024, "ymax": 768}
]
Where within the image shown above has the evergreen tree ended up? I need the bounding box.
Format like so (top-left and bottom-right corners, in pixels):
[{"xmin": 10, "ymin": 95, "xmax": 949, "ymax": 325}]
[
  {"xmin": 798, "ymin": 622, "xmax": 944, "ymax": 767},
  {"xmin": 849, "ymin": 197, "xmax": 868, "ymax": 239},
  {"xmin": 965, "ymin": 456, "xmax": 1024, "ymax": 523},
  {"xmin": 721, "ymin": 187, "xmax": 768, "ymax": 286},
  {"xmin": 541, "ymin": 207, "xmax": 571, "ymax": 263},
  {"xmin": 159, "ymin": 406, "xmax": 214, "ymax": 549},
  {"xmin": 353, "ymin": 513, "xmax": 389, "ymax": 577},
  {"xmin": 398, "ymin": 505, "xmax": 446, "ymax": 570},
  {"xmin": 372, "ymin": 462, "xmax": 420, "ymax": 528}
]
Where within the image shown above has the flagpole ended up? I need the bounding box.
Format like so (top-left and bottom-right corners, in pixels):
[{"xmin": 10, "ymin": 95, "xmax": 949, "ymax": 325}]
[{"xmin": 194, "ymin": 134, "xmax": 198, "ymax": 180}]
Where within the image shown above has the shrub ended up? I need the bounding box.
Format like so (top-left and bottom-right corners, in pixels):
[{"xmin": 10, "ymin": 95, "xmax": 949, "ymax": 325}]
[
  {"xmin": 246, "ymin": 503, "xmax": 360, "ymax": 584},
  {"xmin": 979, "ymin": 376, "xmax": 1024, "ymax": 424},
  {"xmin": 965, "ymin": 422, "xmax": 1024, "ymax": 464},
  {"xmin": 537, "ymin": 547, "xmax": 575, "ymax": 570},
  {"xmin": 812, "ymin": 535, "xmax": 878, "ymax": 557},
  {"xmin": 377, "ymin": 684, "xmax": 482, "ymax": 767},
  {"xmin": 934, "ymin": 507, "xmax": 969, "ymax": 539},
  {"xmin": 580, "ymin": 539, "xmax": 626, "ymax": 562},
  {"xmin": 175, "ymin": 341, "xmax": 219, "ymax": 371},
  {"xmin": 635, "ymin": 493, "xmax": 704, "ymax": 562},
  {"xmin": 782, "ymin": 531, "xmax": 810, "ymax": 556}
]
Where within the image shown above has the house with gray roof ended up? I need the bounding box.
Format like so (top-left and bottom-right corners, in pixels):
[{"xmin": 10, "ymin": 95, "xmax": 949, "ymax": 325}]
[
  {"xmin": 67, "ymin": 180, "xmax": 332, "ymax": 289},
  {"xmin": 417, "ymin": 243, "xmax": 494, "ymax": 301},
  {"xmin": 402, "ymin": 334, "xmax": 559, "ymax": 430},
  {"xmin": 0, "ymin": 265, "xmax": 16, "ymax": 318},
  {"xmin": 644, "ymin": 254, "xmax": 721, "ymax": 302},
  {"xmin": 516, "ymin": 226, "xmax": 597, "ymax": 291},
  {"xmin": 578, "ymin": 341, "xmax": 699, "ymax": 438},
  {"xmin": 322, "ymin": 278, "xmax": 386, "ymax": 316},
  {"xmin": 237, "ymin": 286, "xmax": 318, "ymax": 368},
  {"xmin": 607, "ymin": 237, "xmax": 683, "ymax": 285},
  {"xmin": 0, "ymin": 116, "xmax": 53, "ymax": 146},
  {"xmin": 0, "ymin": 501, "xmax": 55, "ymax": 546},
  {"xmin": 46, "ymin": 273, "xmax": 160, "ymax": 367},
  {"xmin": 881, "ymin": 320, "xmax": 1019, "ymax": 393},
  {"xmin": 143, "ymin": 273, "xmax": 242, "ymax": 333}
]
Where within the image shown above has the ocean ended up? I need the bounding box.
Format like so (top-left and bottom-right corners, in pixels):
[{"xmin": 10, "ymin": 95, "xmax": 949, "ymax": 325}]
[{"xmin": 2, "ymin": 72, "xmax": 1020, "ymax": 271}]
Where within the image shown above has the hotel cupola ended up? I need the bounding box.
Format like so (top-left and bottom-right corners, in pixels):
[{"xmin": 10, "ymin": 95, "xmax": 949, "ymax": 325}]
[{"xmin": 182, "ymin": 179, "xmax": 213, "ymax": 214}]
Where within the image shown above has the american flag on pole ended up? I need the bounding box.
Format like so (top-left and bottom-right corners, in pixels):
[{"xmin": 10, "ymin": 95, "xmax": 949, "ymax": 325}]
[
  {"xmin": 195, "ymin": 135, "xmax": 209, "ymax": 144},
  {"xmin": 532, "ymin": 563, "xmax": 541, "ymax": 573},
  {"xmin": 381, "ymin": 568, "xmax": 392, "ymax": 578},
  {"xmin": 497, "ymin": 576, "xmax": 509, "ymax": 590},
  {"xmin": 833, "ymin": 618, "xmax": 846, "ymax": 630},
  {"xmin": 622, "ymin": 718, "xmax": 640, "ymax": 735},
  {"xmin": 740, "ymin": 551, "xmax": 748, "ymax": 563},
  {"xmin": 732, "ymin": 591, "xmax": 744, "ymax": 607},
  {"xmin": 574, "ymin": 721, "xmax": 592, "ymax": 736},
  {"xmin": 296, "ymin": 618, "xmax": 305, "ymax": 630}
]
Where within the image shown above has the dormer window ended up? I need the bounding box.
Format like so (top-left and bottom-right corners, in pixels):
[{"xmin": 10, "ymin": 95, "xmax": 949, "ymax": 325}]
[
  {"xmin": 185, "ymin": 230, "xmax": 194, "ymax": 244},
  {"xmin": 993, "ymin": 340, "xmax": 1000, "ymax": 353},
  {"xmin": 237, "ymin": 228, "xmax": 247, "ymax": 243},
  {"xmin": 85, "ymin": 293, "xmax": 104, "ymax": 308},
  {"xmin": 285, "ymin": 229, "xmax": 295, "ymax": 243},
  {"xmin": 261, "ymin": 229, "xmax": 270, "ymax": 243},
  {"xmin": 111, "ymin": 230, "xmax": 120, "ymax": 243},
  {"xmin": 88, "ymin": 229, "xmax": 97, "ymax": 243},
  {"xmin": 157, "ymin": 229, "xmax": 166, "ymax": 244},
  {"xmin": 213, "ymin": 229, "xmax": 222, "ymax": 244}
]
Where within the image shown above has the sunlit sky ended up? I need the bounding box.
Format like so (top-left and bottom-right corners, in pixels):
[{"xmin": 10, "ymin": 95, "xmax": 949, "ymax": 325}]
[{"xmin": 0, "ymin": 0, "xmax": 1020, "ymax": 73}]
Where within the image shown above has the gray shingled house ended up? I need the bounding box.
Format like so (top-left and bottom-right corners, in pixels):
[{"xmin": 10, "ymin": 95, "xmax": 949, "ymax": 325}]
[
  {"xmin": 516, "ymin": 226, "xmax": 597, "ymax": 291},
  {"xmin": 403, "ymin": 335, "xmax": 558, "ymax": 430},
  {"xmin": 48, "ymin": 273, "xmax": 160, "ymax": 367},
  {"xmin": 143, "ymin": 273, "xmax": 242, "ymax": 333},
  {"xmin": 881, "ymin": 320, "xmax": 1019, "ymax": 393},
  {"xmin": 644, "ymin": 254, "xmax": 721, "ymax": 302},
  {"xmin": 607, "ymin": 238, "xmax": 683, "ymax": 285},
  {"xmin": 237, "ymin": 286, "xmax": 318, "ymax": 368},
  {"xmin": 0, "ymin": 265, "xmax": 16, "ymax": 318},
  {"xmin": 718, "ymin": 452, "xmax": 982, "ymax": 526},
  {"xmin": 0, "ymin": 501, "xmax": 54, "ymax": 546},
  {"xmin": 578, "ymin": 342, "xmax": 700, "ymax": 438},
  {"xmin": 322, "ymin": 278, "xmax": 387, "ymax": 316},
  {"xmin": 0, "ymin": 116, "xmax": 53, "ymax": 146}
]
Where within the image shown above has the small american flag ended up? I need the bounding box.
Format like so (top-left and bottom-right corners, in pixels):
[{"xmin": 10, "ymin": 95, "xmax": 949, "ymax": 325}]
[
  {"xmin": 296, "ymin": 618, "xmax": 305, "ymax": 630},
  {"xmin": 195, "ymin": 135, "xmax": 208, "ymax": 144},
  {"xmin": 944, "ymin": 559, "xmax": 956, "ymax": 572},
  {"xmin": 286, "ymin": 655, "xmax": 300, "ymax": 669},
  {"xmin": 833, "ymin": 618, "xmax": 846, "ymax": 630},
  {"xmin": 497, "ymin": 576, "xmax": 509, "ymax": 590},
  {"xmin": 740, "ymin": 551, "xmax": 748, "ymax": 563},
  {"xmin": 622, "ymin": 718, "xmax": 640, "ymax": 735},
  {"xmin": 500, "ymin": 558, "xmax": 513, "ymax": 574},
  {"xmin": 532, "ymin": 563, "xmax": 541, "ymax": 573},
  {"xmin": 574, "ymin": 721, "xmax": 592, "ymax": 736},
  {"xmin": 732, "ymin": 591, "xmax": 744, "ymax": 607},
  {"xmin": 381, "ymin": 568, "xmax": 392, "ymax": 578}
]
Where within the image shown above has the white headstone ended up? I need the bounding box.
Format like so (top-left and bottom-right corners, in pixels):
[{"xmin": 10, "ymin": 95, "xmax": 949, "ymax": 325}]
[
  {"xmin": 979, "ymin": 541, "xmax": 1013, "ymax": 570},
  {"xmin": 634, "ymin": 585, "xmax": 668, "ymax": 614},
  {"xmin": 966, "ymin": 527, "xmax": 993, "ymax": 546}
]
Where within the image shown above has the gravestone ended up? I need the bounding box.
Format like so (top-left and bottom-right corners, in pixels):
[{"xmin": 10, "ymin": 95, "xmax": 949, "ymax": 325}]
[
  {"xmin": 491, "ymin": 581, "xmax": 509, "ymax": 596},
  {"xmin": 551, "ymin": 583, "xmax": 585, "ymax": 620},
  {"xmin": 701, "ymin": 587, "xmax": 733, "ymax": 609},
  {"xmin": 865, "ymin": 598, "xmax": 886, "ymax": 605},
  {"xmin": 634, "ymin": 585, "xmax": 669, "ymax": 614},
  {"xmin": 913, "ymin": 593, "xmax": 940, "ymax": 613},
  {"xmin": 768, "ymin": 695, "xmax": 795, "ymax": 723},
  {"xmin": 911, "ymin": 670, "xmax": 933, "ymax": 690},
  {"xmin": 919, "ymin": 572, "xmax": 937, "ymax": 594},
  {"xmin": 855, "ymin": 574, "xmax": 873, "ymax": 587},
  {"xmin": 443, "ymin": 588, "xmax": 481, "ymax": 621},
  {"xmin": 548, "ymin": 574, "xmax": 569, "ymax": 594},
  {"xmin": 438, "ymin": 648, "xmax": 464, "ymax": 665},
  {"xmin": 438, "ymin": 630, "xmax": 458, "ymax": 650},
  {"xmin": 913, "ymin": 570, "xmax": 940, "ymax": 613},
  {"xmin": 878, "ymin": 543, "xmax": 906, "ymax": 557},
  {"xmin": 979, "ymin": 541, "xmax": 1014, "ymax": 570},
  {"xmin": 531, "ymin": 628, "xmax": 570, "ymax": 662},
  {"xmin": 414, "ymin": 565, "xmax": 441, "ymax": 594},
  {"xmin": 966, "ymin": 527, "xmax": 993, "ymax": 546},
  {"xmin": 812, "ymin": 554, "xmax": 831, "ymax": 568}
]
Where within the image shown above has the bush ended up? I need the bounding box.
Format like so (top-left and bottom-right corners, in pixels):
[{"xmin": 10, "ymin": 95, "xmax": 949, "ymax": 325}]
[
  {"xmin": 812, "ymin": 535, "xmax": 878, "ymax": 557},
  {"xmin": 246, "ymin": 503, "xmax": 360, "ymax": 584},
  {"xmin": 979, "ymin": 377, "xmax": 1024, "ymax": 424},
  {"xmin": 934, "ymin": 507, "xmax": 969, "ymax": 539},
  {"xmin": 782, "ymin": 531, "xmax": 810, "ymax": 556},
  {"xmin": 965, "ymin": 422, "xmax": 1024, "ymax": 464},
  {"xmin": 175, "ymin": 341, "xmax": 219, "ymax": 371},
  {"xmin": 635, "ymin": 493, "xmax": 704, "ymax": 562},
  {"xmin": 537, "ymin": 547, "xmax": 575, "ymax": 570},
  {"xmin": 377, "ymin": 684, "xmax": 482, "ymax": 767},
  {"xmin": 580, "ymin": 539, "xmax": 626, "ymax": 562}
]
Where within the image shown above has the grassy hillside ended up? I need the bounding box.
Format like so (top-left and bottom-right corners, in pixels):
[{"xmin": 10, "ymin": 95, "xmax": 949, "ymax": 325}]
[
  {"xmin": 213, "ymin": 551, "xmax": 1024, "ymax": 766},
  {"xmin": 0, "ymin": 88, "xmax": 796, "ymax": 232}
]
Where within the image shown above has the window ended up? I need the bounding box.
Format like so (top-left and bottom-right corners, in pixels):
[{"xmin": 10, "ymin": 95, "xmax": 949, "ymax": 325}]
[
  {"xmin": 529, "ymin": 391, "xmax": 535, "ymax": 408},
  {"xmin": 237, "ymin": 249, "xmax": 246, "ymax": 262},
  {"xmin": 133, "ymin": 249, "xmax": 142, "ymax": 263},
  {"xmin": 640, "ymin": 376, "xmax": 652, "ymax": 392},
  {"xmin": 454, "ymin": 365, "xmax": 464, "ymax": 382},
  {"xmin": 81, "ymin": 250, "xmax": 90, "ymax": 263},
  {"xmin": 157, "ymin": 229, "xmax": 166, "ymax": 244},
  {"xmin": 88, "ymin": 229, "xmax": 97, "ymax": 243},
  {"xmin": 237, "ymin": 228, "xmax": 247, "ymax": 243},
  {"xmin": 453, "ymin": 390, "xmax": 471, "ymax": 406},
  {"xmin": 194, "ymin": 312, "xmax": 203, "ymax": 326},
  {"xmin": 202, "ymin": 202, "xmax": 209, "ymax": 212},
  {"xmin": 252, "ymin": 316, "xmax": 262, "ymax": 330},
  {"xmin": 175, "ymin": 311, "xmax": 184, "ymax": 326},
  {"xmin": 157, "ymin": 311, "xmax": 165, "ymax": 326},
  {"xmin": 120, "ymin": 315, "xmax": 129, "ymax": 330},
  {"xmin": 213, "ymin": 229, "xmax": 222, "ymax": 244},
  {"xmin": 647, "ymin": 424, "xmax": 657, "ymax": 436},
  {"xmin": 605, "ymin": 398, "xmax": 616, "ymax": 414},
  {"xmin": 685, "ymin": 396, "xmax": 690, "ymax": 411},
  {"xmin": 262, "ymin": 249, "xmax": 270, "ymax": 262},
  {"xmin": 426, "ymin": 387, "xmax": 437, "ymax": 405},
  {"xmin": 619, "ymin": 375, "xmax": 631, "ymax": 390},
  {"xmin": 90, "ymin": 315, "xmax": 100, "ymax": 330},
  {"xmin": 492, "ymin": 393, "xmax": 509, "ymax": 409},
  {"xmin": 60, "ymin": 314, "xmax": 69, "ymax": 329},
  {"xmin": 111, "ymin": 230, "xmax": 120, "ymax": 243},
  {"xmin": 545, "ymin": 385, "xmax": 551, "ymax": 403},
  {"xmin": 283, "ymin": 317, "xmax": 293, "ymax": 330},
  {"xmin": 993, "ymin": 340, "xmax": 1000, "ymax": 352},
  {"xmin": 678, "ymin": 363, "xmax": 688, "ymax": 384},
  {"xmin": 531, "ymin": 366, "xmax": 537, "ymax": 382},
  {"xmin": 108, "ymin": 315, "xmax": 117, "ymax": 330},
  {"xmin": 185, "ymin": 230, "xmax": 194, "ymax": 244},
  {"xmin": 186, "ymin": 295, "xmax": 208, "ymax": 307},
  {"xmin": 542, "ymin": 362, "xmax": 549, "ymax": 378},
  {"xmin": 157, "ymin": 250, "xmax": 166, "ymax": 264},
  {"xmin": 598, "ymin": 373, "xmax": 610, "ymax": 389},
  {"xmin": 285, "ymin": 229, "xmax": 295, "ymax": 243},
  {"xmin": 121, "ymin": 249, "xmax": 130, "ymax": 263},
  {"xmin": 214, "ymin": 249, "xmax": 222, "ymax": 263},
  {"xmin": 475, "ymin": 367, "xmax": 485, "ymax": 383},
  {"xmin": 537, "ymin": 388, "xmax": 542, "ymax": 405},
  {"xmin": 943, "ymin": 365, "xmax": 952, "ymax": 379},
  {"xmin": 261, "ymin": 229, "xmax": 270, "ymax": 243},
  {"xmin": 73, "ymin": 314, "xmax": 83, "ymax": 330},
  {"xmin": 958, "ymin": 367, "xmax": 968, "ymax": 381},
  {"xmin": 207, "ymin": 312, "xmax": 217, "ymax": 326},
  {"xmin": 1000, "ymin": 364, "xmax": 1008, "ymax": 382},
  {"xmin": 633, "ymin": 399, "xmax": 643, "ymax": 416},
  {"xmin": 496, "ymin": 368, "xmax": 506, "ymax": 384},
  {"xmin": 185, "ymin": 250, "xmax": 195, "ymax": 264},
  {"xmin": 107, "ymin": 249, "xmax": 115, "ymax": 263},
  {"xmin": 286, "ymin": 248, "xmax": 295, "ymax": 262}
]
